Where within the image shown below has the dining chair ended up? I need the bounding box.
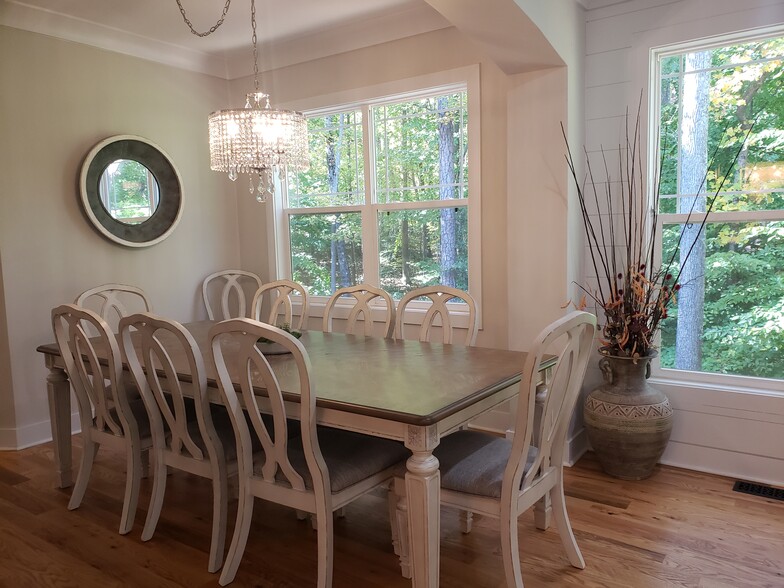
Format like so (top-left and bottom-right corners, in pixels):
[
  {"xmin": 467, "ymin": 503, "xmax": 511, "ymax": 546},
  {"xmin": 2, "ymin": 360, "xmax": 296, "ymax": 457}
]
[
  {"xmin": 389, "ymin": 311, "xmax": 596, "ymax": 586},
  {"xmin": 210, "ymin": 319, "xmax": 410, "ymax": 587},
  {"xmin": 251, "ymin": 279, "xmax": 310, "ymax": 331},
  {"xmin": 51, "ymin": 304, "xmax": 152, "ymax": 535},
  {"xmin": 202, "ymin": 270, "xmax": 263, "ymax": 320},
  {"xmin": 75, "ymin": 283, "xmax": 153, "ymax": 333},
  {"xmin": 322, "ymin": 284, "xmax": 396, "ymax": 338},
  {"xmin": 119, "ymin": 312, "xmax": 238, "ymax": 573},
  {"xmin": 394, "ymin": 285, "xmax": 478, "ymax": 345}
]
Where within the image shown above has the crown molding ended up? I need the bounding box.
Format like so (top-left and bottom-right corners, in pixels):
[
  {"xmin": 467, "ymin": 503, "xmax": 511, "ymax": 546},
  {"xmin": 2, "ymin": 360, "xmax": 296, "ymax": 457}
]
[
  {"xmin": 0, "ymin": 0, "xmax": 450, "ymax": 80},
  {"xmin": 225, "ymin": 3, "xmax": 450, "ymax": 79}
]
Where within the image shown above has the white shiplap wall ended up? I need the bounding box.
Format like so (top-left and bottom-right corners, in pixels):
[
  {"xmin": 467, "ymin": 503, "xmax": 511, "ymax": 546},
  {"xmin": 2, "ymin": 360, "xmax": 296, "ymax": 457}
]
[{"xmin": 584, "ymin": 0, "xmax": 784, "ymax": 485}]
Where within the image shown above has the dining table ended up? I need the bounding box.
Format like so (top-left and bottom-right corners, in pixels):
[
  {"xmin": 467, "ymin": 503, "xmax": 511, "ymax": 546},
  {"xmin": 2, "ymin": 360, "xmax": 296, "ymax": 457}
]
[{"xmin": 37, "ymin": 320, "xmax": 550, "ymax": 588}]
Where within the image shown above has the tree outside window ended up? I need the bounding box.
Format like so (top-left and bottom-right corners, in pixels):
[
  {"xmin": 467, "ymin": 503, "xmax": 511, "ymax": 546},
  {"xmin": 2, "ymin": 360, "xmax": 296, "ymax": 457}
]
[
  {"xmin": 284, "ymin": 88, "xmax": 469, "ymax": 300},
  {"xmin": 655, "ymin": 32, "xmax": 784, "ymax": 380}
]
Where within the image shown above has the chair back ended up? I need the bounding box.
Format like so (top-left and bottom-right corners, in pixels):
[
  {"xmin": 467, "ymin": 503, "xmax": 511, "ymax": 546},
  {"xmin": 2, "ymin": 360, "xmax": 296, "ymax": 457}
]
[
  {"xmin": 251, "ymin": 280, "xmax": 310, "ymax": 331},
  {"xmin": 209, "ymin": 319, "xmax": 328, "ymax": 495},
  {"xmin": 505, "ymin": 311, "xmax": 596, "ymax": 496},
  {"xmin": 119, "ymin": 313, "xmax": 220, "ymax": 462},
  {"xmin": 202, "ymin": 270, "xmax": 263, "ymax": 320},
  {"xmin": 323, "ymin": 284, "xmax": 396, "ymax": 338},
  {"xmin": 75, "ymin": 283, "xmax": 152, "ymax": 333},
  {"xmin": 395, "ymin": 285, "xmax": 478, "ymax": 345},
  {"xmin": 52, "ymin": 304, "xmax": 129, "ymax": 437}
]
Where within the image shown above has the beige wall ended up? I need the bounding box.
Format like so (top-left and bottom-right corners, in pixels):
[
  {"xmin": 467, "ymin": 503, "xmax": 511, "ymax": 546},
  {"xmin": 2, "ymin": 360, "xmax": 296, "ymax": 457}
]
[
  {"xmin": 0, "ymin": 26, "xmax": 241, "ymax": 447},
  {"xmin": 231, "ymin": 27, "xmax": 512, "ymax": 349}
]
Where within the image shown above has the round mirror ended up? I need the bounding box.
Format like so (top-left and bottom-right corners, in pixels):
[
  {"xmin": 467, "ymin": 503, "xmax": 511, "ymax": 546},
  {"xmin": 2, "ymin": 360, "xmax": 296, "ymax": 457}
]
[{"xmin": 80, "ymin": 135, "xmax": 183, "ymax": 247}]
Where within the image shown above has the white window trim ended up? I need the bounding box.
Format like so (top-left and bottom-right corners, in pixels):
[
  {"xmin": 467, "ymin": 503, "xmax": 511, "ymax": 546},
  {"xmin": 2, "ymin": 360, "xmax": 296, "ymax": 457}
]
[
  {"xmin": 647, "ymin": 26, "xmax": 784, "ymax": 395},
  {"xmin": 267, "ymin": 65, "xmax": 482, "ymax": 330}
]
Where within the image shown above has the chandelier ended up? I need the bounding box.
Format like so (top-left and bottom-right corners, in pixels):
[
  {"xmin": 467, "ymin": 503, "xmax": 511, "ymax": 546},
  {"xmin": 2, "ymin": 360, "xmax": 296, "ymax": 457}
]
[{"xmin": 177, "ymin": 0, "xmax": 308, "ymax": 201}]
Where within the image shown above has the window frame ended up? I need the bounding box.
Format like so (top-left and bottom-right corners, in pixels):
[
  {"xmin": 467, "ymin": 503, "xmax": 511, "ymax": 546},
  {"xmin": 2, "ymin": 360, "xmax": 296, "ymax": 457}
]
[
  {"xmin": 648, "ymin": 26, "xmax": 784, "ymax": 392},
  {"xmin": 266, "ymin": 66, "xmax": 482, "ymax": 328}
]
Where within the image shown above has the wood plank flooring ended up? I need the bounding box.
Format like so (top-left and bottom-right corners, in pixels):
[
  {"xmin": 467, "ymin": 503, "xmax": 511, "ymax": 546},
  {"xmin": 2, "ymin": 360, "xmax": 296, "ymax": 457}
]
[{"xmin": 0, "ymin": 440, "xmax": 782, "ymax": 587}]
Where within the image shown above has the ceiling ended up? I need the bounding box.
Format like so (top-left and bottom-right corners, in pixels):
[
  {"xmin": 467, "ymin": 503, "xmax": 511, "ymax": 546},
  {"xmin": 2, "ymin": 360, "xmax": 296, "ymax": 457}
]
[{"xmin": 0, "ymin": 0, "xmax": 451, "ymax": 78}]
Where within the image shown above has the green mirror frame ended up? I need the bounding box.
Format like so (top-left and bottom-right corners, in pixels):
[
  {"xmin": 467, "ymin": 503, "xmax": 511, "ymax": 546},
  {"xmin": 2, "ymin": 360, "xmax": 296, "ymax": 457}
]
[{"xmin": 79, "ymin": 135, "xmax": 184, "ymax": 247}]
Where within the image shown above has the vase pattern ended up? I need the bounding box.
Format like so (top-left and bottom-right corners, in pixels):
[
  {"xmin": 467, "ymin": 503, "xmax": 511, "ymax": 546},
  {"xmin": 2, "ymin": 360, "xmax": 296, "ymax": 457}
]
[{"xmin": 583, "ymin": 354, "xmax": 673, "ymax": 480}]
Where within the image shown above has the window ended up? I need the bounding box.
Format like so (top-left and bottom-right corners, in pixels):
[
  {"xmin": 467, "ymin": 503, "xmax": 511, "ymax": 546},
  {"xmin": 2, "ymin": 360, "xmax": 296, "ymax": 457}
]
[
  {"xmin": 279, "ymin": 84, "xmax": 474, "ymax": 302},
  {"xmin": 652, "ymin": 30, "xmax": 784, "ymax": 382}
]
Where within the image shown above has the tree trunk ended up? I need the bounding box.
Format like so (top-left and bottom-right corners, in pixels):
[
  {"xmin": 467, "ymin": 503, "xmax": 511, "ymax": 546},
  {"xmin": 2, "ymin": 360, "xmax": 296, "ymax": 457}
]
[
  {"xmin": 675, "ymin": 51, "xmax": 711, "ymax": 371},
  {"xmin": 326, "ymin": 114, "xmax": 348, "ymax": 290},
  {"xmin": 438, "ymin": 96, "xmax": 457, "ymax": 287}
]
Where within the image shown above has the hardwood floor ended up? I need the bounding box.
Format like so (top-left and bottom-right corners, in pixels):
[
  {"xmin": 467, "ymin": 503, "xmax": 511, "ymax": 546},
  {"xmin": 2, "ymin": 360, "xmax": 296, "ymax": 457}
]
[{"xmin": 0, "ymin": 440, "xmax": 782, "ymax": 587}]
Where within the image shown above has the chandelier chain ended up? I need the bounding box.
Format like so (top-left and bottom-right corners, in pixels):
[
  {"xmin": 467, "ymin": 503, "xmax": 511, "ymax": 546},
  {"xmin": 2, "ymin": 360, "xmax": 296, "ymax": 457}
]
[
  {"xmin": 251, "ymin": 0, "xmax": 259, "ymax": 91},
  {"xmin": 175, "ymin": 0, "xmax": 232, "ymax": 37}
]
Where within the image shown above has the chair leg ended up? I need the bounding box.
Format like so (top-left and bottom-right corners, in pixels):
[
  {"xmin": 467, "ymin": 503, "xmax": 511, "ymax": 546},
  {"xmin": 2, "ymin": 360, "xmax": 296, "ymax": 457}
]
[
  {"xmin": 141, "ymin": 447, "xmax": 151, "ymax": 479},
  {"xmin": 68, "ymin": 437, "xmax": 98, "ymax": 510},
  {"xmin": 315, "ymin": 506, "xmax": 334, "ymax": 588},
  {"xmin": 141, "ymin": 452, "xmax": 168, "ymax": 541},
  {"xmin": 119, "ymin": 443, "xmax": 143, "ymax": 535},
  {"xmin": 219, "ymin": 483, "xmax": 255, "ymax": 586},
  {"xmin": 500, "ymin": 509, "xmax": 524, "ymax": 588},
  {"xmin": 551, "ymin": 473, "xmax": 585, "ymax": 569},
  {"xmin": 534, "ymin": 494, "xmax": 552, "ymax": 530},
  {"xmin": 207, "ymin": 469, "xmax": 229, "ymax": 573},
  {"xmin": 460, "ymin": 510, "xmax": 474, "ymax": 534},
  {"xmin": 392, "ymin": 477, "xmax": 411, "ymax": 579}
]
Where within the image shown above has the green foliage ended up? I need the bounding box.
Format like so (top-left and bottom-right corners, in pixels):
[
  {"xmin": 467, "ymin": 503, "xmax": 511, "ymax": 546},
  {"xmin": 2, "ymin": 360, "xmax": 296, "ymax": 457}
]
[
  {"xmin": 286, "ymin": 92, "xmax": 469, "ymax": 299},
  {"xmin": 101, "ymin": 159, "xmax": 156, "ymax": 222},
  {"xmin": 657, "ymin": 36, "xmax": 784, "ymax": 379}
]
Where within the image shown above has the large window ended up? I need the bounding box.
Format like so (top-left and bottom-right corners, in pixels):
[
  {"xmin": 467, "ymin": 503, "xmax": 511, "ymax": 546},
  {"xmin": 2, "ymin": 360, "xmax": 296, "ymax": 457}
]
[
  {"xmin": 280, "ymin": 85, "xmax": 472, "ymax": 301},
  {"xmin": 653, "ymin": 30, "xmax": 784, "ymax": 382}
]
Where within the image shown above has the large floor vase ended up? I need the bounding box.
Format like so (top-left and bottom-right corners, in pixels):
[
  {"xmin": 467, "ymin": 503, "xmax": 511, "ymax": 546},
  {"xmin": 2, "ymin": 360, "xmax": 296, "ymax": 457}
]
[{"xmin": 583, "ymin": 353, "xmax": 673, "ymax": 480}]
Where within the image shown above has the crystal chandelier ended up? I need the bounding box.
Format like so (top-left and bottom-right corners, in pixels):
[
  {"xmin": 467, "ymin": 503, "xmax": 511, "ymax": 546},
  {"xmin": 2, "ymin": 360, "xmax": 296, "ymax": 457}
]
[{"xmin": 177, "ymin": 0, "xmax": 308, "ymax": 202}]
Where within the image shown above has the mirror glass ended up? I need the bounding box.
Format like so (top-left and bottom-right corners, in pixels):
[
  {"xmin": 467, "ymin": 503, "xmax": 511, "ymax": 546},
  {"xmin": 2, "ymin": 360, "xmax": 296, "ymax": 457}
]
[
  {"xmin": 80, "ymin": 135, "xmax": 183, "ymax": 247},
  {"xmin": 98, "ymin": 159, "xmax": 160, "ymax": 225}
]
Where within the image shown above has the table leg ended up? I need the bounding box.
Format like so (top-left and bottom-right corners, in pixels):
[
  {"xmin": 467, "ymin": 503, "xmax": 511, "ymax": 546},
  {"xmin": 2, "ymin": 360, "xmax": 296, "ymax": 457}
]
[
  {"xmin": 46, "ymin": 365, "xmax": 73, "ymax": 488},
  {"xmin": 405, "ymin": 425, "xmax": 440, "ymax": 588}
]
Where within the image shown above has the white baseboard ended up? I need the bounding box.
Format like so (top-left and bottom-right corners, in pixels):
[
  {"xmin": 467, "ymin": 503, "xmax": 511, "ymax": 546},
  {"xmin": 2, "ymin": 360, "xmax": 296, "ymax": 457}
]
[
  {"xmin": 566, "ymin": 426, "xmax": 590, "ymax": 467},
  {"xmin": 0, "ymin": 412, "xmax": 80, "ymax": 450},
  {"xmin": 661, "ymin": 439, "xmax": 784, "ymax": 488}
]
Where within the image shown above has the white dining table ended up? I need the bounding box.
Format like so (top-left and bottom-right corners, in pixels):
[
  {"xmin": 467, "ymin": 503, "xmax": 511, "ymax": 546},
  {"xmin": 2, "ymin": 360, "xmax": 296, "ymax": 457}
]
[{"xmin": 38, "ymin": 321, "xmax": 546, "ymax": 588}]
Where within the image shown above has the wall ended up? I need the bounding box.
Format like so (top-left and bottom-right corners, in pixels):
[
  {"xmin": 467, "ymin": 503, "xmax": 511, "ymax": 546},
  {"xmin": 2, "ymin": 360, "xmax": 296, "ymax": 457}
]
[
  {"xmin": 0, "ymin": 26, "xmax": 241, "ymax": 448},
  {"xmin": 584, "ymin": 0, "xmax": 784, "ymax": 484},
  {"xmin": 231, "ymin": 27, "xmax": 512, "ymax": 350}
]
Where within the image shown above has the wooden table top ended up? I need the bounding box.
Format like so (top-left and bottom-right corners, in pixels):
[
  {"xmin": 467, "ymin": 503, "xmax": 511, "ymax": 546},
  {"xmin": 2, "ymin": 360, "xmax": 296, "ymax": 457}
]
[{"xmin": 38, "ymin": 320, "xmax": 530, "ymax": 426}]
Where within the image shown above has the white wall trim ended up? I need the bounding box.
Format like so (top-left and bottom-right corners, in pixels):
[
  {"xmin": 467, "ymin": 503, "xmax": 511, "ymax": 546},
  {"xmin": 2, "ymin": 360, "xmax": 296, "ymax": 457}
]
[
  {"xmin": 0, "ymin": 0, "xmax": 229, "ymax": 78},
  {"xmin": 0, "ymin": 411, "xmax": 80, "ymax": 450}
]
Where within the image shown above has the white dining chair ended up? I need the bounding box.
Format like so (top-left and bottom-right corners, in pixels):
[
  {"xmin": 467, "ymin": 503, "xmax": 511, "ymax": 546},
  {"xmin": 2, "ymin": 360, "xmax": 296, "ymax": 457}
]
[
  {"xmin": 394, "ymin": 285, "xmax": 478, "ymax": 345},
  {"xmin": 51, "ymin": 304, "xmax": 152, "ymax": 535},
  {"xmin": 75, "ymin": 283, "xmax": 153, "ymax": 333},
  {"xmin": 202, "ymin": 270, "xmax": 263, "ymax": 320},
  {"xmin": 389, "ymin": 311, "xmax": 596, "ymax": 586},
  {"xmin": 210, "ymin": 319, "xmax": 410, "ymax": 586},
  {"xmin": 119, "ymin": 312, "xmax": 238, "ymax": 573},
  {"xmin": 322, "ymin": 284, "xmax": 396, "ymax": 338},
  {"xmin": 251, "ymin": 279, "xmax": 309, "ymax": 331}
]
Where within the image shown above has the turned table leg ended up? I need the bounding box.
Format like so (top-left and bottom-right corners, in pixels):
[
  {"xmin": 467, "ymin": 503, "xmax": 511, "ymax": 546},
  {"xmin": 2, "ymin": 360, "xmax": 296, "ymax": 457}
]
[
  {"xmin": 46, "ymin": 364, "xmax": 73, "ymax": 488},
  {"xmin": 405, "ymin": 425, "xmax": 440, "ymax": 588}
]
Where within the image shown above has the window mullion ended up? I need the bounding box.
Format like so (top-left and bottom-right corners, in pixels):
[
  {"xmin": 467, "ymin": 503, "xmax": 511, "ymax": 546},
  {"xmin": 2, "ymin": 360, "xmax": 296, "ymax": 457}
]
[{"xmin": 361, "ymin": 104, "xmax": 380, "ymax": 284}]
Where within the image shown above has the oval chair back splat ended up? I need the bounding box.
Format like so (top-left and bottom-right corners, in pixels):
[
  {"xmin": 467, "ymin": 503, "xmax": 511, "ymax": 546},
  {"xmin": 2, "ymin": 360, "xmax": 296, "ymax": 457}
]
[
  {"xmin": 395, "ymin": 285, "xmax": 478, "ymax": 346},
  {"xmin": 202, "ymin": 270, "xmax": 263, "ymax": 320},
  {"xmin": 322, "ymin": 284, "xmax": 396, "ymax": 338},
  {"xmin": 75, "ymin": 283, "xmax": 152, "ymax": 333},
  {"xmin": 251, "ymin": 279, "xmax": 309, "ymax": 331}
]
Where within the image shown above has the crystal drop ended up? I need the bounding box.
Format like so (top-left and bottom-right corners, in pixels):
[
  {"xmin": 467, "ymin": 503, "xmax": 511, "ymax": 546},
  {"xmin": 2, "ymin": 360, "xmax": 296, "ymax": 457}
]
[
  {"xmin": 228, "ymin": 169, "xmax": 237, "ymax": 181},
  {"xmin": 257, "ymin": 176, "xmax": 264, "ymax": 193},
  {"xmin": 249, "ymin": 177, "xmax": 255, "ymax": 194},
  {"xmin": 256, "ymin": 193, "xmax": 264, "ymax": 203}
]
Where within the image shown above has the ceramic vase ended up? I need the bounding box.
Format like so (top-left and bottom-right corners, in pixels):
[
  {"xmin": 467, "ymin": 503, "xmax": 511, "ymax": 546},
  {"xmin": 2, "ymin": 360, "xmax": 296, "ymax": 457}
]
[{"xmin": 583, "ymin": 352, "xmax": 673, "ymax": 480}]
